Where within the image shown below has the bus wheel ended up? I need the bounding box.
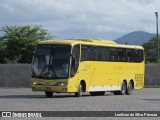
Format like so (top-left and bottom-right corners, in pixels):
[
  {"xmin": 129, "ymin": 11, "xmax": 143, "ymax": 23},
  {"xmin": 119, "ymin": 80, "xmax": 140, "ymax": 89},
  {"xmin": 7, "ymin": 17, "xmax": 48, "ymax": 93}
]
[
  {"xmin": 45, "ymin": 91, "xmax": 53, "ymax": 98},
  {"xmin": 120, "ymin": 81, "xmax": 127, "ymax": 95},
  {"xmin": 90, "ymin": 91, "xmax": 105, "ymax": 96},
  {"xmin": 114, "ymin": 81, "xmax": 126, "ymax": 95},
  {"xmin": 75, "ymin": 82, "xmax": 83, "ymax": 97},
  {"xmin": 126, "ymin": 81, "xmax": 133, "ymax": 95}
]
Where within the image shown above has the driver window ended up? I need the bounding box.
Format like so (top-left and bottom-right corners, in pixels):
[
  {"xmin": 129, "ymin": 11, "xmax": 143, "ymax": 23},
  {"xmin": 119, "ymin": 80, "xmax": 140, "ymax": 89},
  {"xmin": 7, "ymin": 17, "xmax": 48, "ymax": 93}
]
[{"xmin": 70, "ymin": 45, "xmax": 80, "ymax": 77}]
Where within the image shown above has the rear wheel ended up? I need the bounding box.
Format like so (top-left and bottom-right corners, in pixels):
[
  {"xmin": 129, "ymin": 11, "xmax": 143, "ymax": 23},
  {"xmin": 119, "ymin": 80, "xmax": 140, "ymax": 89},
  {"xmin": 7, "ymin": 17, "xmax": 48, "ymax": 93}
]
[
  {"xmin": 114, "ymin": 81, "xmax": 126, "ymax": 95},
  {"xmin": 126, "ymin": 81, "xmax": 133, "ymax": 95},
  {"xmin": 45, "ymin": 91, "xmax": 53, "ymax": 98},
  {"xmin": 75, "ymin": 82, "xmax": 83, "ymax": 97},
  {"xmin": 121, "ymin": 81, "xmax": 127, "ymax": 95},
  {"xmin": 90, "ymin": 91, "xmax": 105, "ymax": 96}
]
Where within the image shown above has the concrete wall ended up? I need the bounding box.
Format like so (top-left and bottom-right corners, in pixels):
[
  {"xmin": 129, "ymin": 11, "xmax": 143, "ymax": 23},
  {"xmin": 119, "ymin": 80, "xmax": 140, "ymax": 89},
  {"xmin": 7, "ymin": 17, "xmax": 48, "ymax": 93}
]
[
  {"xmin": 145, "ymin": 64, "xmax": 160, "ymax": 86},
  {"xmin": 0, "ymin": 64, "xmax": 31, "ymax": 87},
  {"xmin": 0, "ymin": 64, "xmax": 160, "ymax": 87}
]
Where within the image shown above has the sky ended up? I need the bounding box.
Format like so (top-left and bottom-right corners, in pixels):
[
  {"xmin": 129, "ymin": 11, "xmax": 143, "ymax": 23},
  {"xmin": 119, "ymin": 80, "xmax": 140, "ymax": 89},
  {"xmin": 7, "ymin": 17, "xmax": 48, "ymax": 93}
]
[{"xmin": 0, "ymin": 0, "xmax": 160, "ymax": 40}]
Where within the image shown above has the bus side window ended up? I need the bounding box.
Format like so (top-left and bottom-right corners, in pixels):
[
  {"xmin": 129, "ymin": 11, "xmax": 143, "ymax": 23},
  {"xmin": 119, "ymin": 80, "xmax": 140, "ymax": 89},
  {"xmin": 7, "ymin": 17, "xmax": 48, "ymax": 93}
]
[
  {"xmin": 104, "ymin": 47, "xmax": 109, "ymax": 61},
  {"xmin": 134, "ymin": 50, "xmax": 139, "ymax": 62},
  {"xmin": 105, "ymin": 50, "xmax": 109, "ymax": 61},
  {"xmin": 108, "ymin": 48, "xmax": 117, "ymax": 61},
  {"xmin": 93, "ymin": 47, "xmax": 99, "ymax": 61},
  {"xmin": 71, "ymin": 45, "xmax": 80, "ymax": 77},
  {"xmin": 72, "ymin": 45, "xmax": 80, "ymax": 63},
  {"xmin": 126, "ymin": 49, "xmax": 134, "ymax": 62},
  {"xmin": 117, "ymin": 48, "xmax": 126, "ymax": 62},
  {"xmin": 81, "ymin": 45, "xmax": 90, "ymax": 61},
  {"xmin": 99, "ymin": 47, "xmax": 108, "ymax": 61},
  {"xmin": 139, "ymin": 50, "xmax": 144, "ymax": 62},
  {"xmin": 89, "ymin": 46, "xmax": 99, "ymax": 61}
]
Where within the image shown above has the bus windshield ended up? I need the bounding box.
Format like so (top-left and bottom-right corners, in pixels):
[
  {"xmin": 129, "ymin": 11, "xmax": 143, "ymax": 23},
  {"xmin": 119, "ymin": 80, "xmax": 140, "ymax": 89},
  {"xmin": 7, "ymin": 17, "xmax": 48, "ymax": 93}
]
[{"xmin": 32, "ymin": 44, "xmax": 71, "ymax": 79}]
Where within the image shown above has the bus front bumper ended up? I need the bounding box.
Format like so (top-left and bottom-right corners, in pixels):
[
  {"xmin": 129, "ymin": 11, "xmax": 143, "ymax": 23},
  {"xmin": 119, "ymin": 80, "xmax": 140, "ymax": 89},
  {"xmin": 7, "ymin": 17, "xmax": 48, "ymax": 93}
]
[{"xmin": 31, "ymin": 84, "xmax": 68, "ymax": 93}]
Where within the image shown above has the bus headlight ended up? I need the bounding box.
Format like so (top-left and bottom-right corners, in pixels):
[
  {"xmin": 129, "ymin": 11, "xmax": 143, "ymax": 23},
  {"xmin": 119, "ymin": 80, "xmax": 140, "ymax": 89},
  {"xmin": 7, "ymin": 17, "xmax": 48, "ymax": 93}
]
[
  {"xmin": 56, "ymin": 82, "xmax": 67, "ymax": 86},
  {"xmin": 32, "ymin": 82, "xmax": 37, "ymax": 85}
]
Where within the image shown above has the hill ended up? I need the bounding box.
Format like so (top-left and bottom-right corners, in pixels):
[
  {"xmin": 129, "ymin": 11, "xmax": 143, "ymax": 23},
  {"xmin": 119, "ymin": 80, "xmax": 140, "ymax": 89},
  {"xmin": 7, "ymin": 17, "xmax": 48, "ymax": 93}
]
[{"xmin": 114, "ymin": 31, "xmax": 155, "ymax": 45}]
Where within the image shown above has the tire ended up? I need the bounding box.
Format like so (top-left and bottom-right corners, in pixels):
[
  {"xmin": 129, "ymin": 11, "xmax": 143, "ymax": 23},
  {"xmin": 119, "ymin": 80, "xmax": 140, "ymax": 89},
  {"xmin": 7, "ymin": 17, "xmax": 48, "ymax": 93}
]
[
  {"xmin": 75, "ymin": 82, "xmax": 83, "ymax": 97},
  {"xmin": 114, "ymin": 81, "xmax": 126, "ymax": 95},
  {"xmin": 90, "ymin": 91, "xmax": 105, "ymax": 96},
  {"xmin": 126, "ymin": 81, "xmax": 133, "ymax": 95},
  {"xmin": 120, "ymin": 81, "xmax": 127, "ymax": 95},
  {"xmin": 45, "ymin": 91, "xmax": 53, "ymax": 98}
]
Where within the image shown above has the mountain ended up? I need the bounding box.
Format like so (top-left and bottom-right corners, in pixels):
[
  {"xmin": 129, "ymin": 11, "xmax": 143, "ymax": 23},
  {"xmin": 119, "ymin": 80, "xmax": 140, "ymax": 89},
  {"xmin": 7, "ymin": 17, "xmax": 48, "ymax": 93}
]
[{"xmin": 114, "ymin": 31, "xmax": 155, "ymax": 45}]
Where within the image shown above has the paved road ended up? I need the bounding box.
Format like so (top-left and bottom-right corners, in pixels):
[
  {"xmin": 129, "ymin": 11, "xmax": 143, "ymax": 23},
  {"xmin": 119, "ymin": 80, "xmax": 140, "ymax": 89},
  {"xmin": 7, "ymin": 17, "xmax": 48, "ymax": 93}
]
[{"xmin": 0, "ymin": 88, "xmax": 160, "ymax": 120}]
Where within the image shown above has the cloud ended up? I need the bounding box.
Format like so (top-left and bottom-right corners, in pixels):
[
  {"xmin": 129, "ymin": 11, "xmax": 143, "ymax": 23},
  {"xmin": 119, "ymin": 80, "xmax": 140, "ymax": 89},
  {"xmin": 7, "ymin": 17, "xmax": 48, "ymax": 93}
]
[{"xmin": 0, "ymin": 0, "xmax": 160, "ymax": 40}]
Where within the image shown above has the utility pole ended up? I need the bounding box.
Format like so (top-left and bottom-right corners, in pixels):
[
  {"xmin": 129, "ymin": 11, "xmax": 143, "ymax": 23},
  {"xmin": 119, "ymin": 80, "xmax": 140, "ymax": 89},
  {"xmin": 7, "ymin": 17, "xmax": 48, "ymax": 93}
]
[{"xmin": 155, "ymin": 12, "xmax": 159, "ymax": 61}]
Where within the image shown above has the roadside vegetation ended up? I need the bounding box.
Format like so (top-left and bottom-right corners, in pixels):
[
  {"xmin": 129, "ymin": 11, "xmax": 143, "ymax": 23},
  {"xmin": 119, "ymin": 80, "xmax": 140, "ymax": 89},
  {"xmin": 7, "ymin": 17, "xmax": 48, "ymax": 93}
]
[
  {"xmin": 144, "ymin": 86, "xmax": 160, "ymax": 88},
  {"xmin": 0, "ymin": 25, "xmax": 53, "ymax": 63},
  {"xmin": 142, "ymin": 36, "xmax": 160, "ymax": 64}
]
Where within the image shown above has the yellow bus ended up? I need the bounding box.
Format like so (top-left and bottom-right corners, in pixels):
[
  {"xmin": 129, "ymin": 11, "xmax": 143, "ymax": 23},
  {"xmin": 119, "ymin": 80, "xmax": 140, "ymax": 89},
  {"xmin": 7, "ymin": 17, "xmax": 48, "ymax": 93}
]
[{"xmin": 31, "ymin": 38, "xmax": 144, "ymax": 97}]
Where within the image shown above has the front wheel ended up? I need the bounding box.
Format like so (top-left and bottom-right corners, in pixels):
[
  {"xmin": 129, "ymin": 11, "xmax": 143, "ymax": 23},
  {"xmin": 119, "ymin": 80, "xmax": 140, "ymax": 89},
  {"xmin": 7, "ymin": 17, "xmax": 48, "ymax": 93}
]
[
  {"xmin": 75, "ymin": 83, "xmax": 83, "ymax": 97},
  {"xmin": 45, "ymin": 91, "xmax": 53, "ymax": 98}
]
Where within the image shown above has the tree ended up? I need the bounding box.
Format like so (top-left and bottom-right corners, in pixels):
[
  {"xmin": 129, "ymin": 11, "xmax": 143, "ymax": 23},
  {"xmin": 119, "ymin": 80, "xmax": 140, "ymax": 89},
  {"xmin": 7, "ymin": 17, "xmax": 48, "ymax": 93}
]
[
  {"xmin": 142, "ymin": 37, "xmax": 158, "ymax": 63},
  {"xmin": 0, "ymin": 25, "xmax": 53, "ymax": 63},
  {"xmin": 0, "ymin": 41, "xmax": 7, "ymax": 63}
]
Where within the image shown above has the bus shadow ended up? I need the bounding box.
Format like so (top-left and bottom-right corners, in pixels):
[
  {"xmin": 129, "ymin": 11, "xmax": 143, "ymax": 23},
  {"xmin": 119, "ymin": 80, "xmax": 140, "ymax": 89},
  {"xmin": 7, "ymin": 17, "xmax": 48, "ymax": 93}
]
[
  {"xmin": 53, "ymin": 94, "xmax": 114, "ymax": 98},
  {"xmin": 0, "ymin": 95, "xmax": 46, "ymax": 99},
  {"xmin": 0, "ymin": 94, "xmax": 114, "ymax": 99}
]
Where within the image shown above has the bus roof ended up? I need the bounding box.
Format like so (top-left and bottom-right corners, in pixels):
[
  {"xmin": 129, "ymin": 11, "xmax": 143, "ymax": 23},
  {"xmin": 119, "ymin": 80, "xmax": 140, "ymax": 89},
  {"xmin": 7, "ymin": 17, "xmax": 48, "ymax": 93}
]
[{"xmin": 38, "ymin": 38, "xmax": 143, "ymax": 49}]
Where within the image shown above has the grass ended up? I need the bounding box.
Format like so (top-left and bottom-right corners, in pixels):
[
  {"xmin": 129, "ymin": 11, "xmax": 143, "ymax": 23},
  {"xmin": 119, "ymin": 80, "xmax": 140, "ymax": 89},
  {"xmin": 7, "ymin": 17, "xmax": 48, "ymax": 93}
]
[{"xmin": 144, "ymin": 86, "xmax": 160, "ymax": 88}]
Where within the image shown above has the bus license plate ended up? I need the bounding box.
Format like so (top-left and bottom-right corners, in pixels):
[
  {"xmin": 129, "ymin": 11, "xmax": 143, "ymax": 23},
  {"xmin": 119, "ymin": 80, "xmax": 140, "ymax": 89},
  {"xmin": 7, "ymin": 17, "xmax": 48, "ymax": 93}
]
[{"xmin": 45, "ymin": 87, "xmax": 51, "ymax": 91}]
